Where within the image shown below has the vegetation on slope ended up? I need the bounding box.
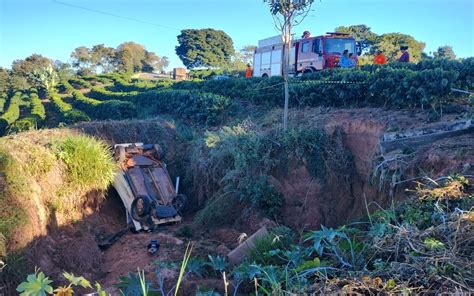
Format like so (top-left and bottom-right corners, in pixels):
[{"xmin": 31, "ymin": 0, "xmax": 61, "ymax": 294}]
[
  {"xmin": 50, "ymin": 92, "xmax": 91, "ymax": 124},
  {"xmin": 0, "ymin": 94, "xmax": 6, "ymax": 113},
  {"xmin": 191, "ymin": 123, "xmax": 353, "ymax": 224},
  {"xmin": 0, "ymin": 57, "xmax": 472, "ymax": 134},
  {"xmin": 71, "ymin": 90, "xmax": 137, "ymax": 120},
  {"xmin": 0, "ymin": 130, "xmax": 115, "ymax": 240},
  {"xmin": 0, "ymin": 92, "xmax": 21, "ymax": 134}
]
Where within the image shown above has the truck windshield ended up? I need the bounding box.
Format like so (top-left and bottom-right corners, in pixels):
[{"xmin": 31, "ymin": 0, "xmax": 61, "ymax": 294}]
[{"xmin": 324, "ymin": 39, "xmax": 355, "ymax": 54}]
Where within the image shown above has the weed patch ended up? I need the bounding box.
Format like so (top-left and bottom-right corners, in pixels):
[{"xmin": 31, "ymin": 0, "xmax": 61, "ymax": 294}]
[
  {"xmin": 52, "ymin": 134, "xmax": 115, "ymax": 192},
  {"xmin": 191, "ymin": 122, "xmax": 354, "ymax": 223}
]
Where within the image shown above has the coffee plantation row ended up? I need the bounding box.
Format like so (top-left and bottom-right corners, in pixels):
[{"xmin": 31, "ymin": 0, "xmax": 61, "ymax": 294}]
[{"xmin": 0, "ymin": 57, "xmax": 472, "ymax": 135}]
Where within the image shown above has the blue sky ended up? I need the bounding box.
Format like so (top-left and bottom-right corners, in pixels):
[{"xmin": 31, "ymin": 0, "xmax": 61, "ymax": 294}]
[{"xmin": 0, "ymin": 0, "xmax": 473, "ymax": 69}]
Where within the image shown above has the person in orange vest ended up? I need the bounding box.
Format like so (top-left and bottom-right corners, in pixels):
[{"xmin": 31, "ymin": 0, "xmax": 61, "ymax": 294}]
[
  {"xmin": 245, "ymin": 63, "xmax": 252, "ymax": 78},
  {"xmin": 373, "ymin": 50, "xmax": 386, "ymax": 65}
]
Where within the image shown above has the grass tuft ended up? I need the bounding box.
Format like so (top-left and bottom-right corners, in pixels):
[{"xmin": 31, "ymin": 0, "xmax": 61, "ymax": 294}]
[{"xmin": 52, "ymin": 134, "xmax": 116, "ymax": 191}]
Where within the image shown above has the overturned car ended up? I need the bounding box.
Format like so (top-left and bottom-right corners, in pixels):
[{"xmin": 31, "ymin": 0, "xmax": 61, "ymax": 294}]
[{"xmin": 113, "ymin": 143, "xmax": 185, "ymax": 232}]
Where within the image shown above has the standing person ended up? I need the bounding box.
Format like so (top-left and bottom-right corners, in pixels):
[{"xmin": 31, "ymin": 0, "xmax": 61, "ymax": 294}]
[
  {"xmin": 373, "ymin": 50, "xmax": 386, "ymax": 64},
  {"xmin": 398, "ymin": 46, "xmax": 410, "ymax": 62},
  {"xmin": 245, "ymin": 63, "xmax": 253, "ymax": 78},
  {"xmin": 349, "ymin": 53, "xmax": 358, "ymax": 67},
  {"xmin": 302, "ymin": 30, "xmax": 311, "ymax": 38},
  {"xmin": 340, "ymin": 50, "xmax": 352, "ymax": 68}
]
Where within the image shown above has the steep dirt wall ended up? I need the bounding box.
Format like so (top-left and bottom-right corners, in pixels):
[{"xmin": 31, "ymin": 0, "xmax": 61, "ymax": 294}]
[{"xmin": 270, "ymin": 108, "xmax": 473, "ymax": 230}]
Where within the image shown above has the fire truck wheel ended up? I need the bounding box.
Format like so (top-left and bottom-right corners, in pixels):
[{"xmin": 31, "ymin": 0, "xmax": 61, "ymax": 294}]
[
  {"xmin": 303, "ymin": 68, "xmax": 314, "ymax": 75},
  {"xmin": 173, "ymin": 194, "xmax": 187, "ymax": 214},
  {"xmin": 131, "ymin": 196, "xmax": 152, "ymax": 222}
]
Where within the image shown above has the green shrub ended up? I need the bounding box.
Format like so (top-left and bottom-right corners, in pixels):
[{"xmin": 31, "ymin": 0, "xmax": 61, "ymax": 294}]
[
  {"xmin": 193, "ymin": 193, "xmax": 241, "ymax": 228},
  {"xmin": 1, "ymin": 92, "xmax": 21, "ymax": 124},
  {"xmin": 63, "ymin": 110, "xmax": 91, "ymax": 124},
  {"xmin": 52, "ymin": 134, "xmax": 115, "ymax": 190},
  {"xmin": 68, "ymin": 77, "xmax": 92, "ymax": 90},
  {"xmin": 88, "ymin": 87, "xmax": 139, "ymax": 101},
  {"xmin": 134, "ymin": 90, "xmax": 231, "ymax": 125},
  {"xmin": 0, "ymin": 252, "xmax": 32, "ymax": 295},
  {"xmin": 30, "ymin": 92, "xmax": 46, "ymax": 121},
  {"xmin": 0, "ymin": 95, "xmax": 6, "ymax": 113},
  {"xmin": 51, "ymin": 93, "xmax": 91, "ymax": 124},
  {"xmin": 0, "ymin": 119, "xmax": 8, "ymax": 135},
  {"xmin": 106, "ymin": 77, "xmax": 173, "ymax": 92},
  {"xmin": 192, "ymin": 125, "xmax": 354, "ymax": 222},
  {"xmin": 57, "ymin": 80, "xmax": 74, "ymax": 94},
  {"xmin": 175, "ymin": 224, "xmax": 194, "ymax": 238},
  {"xmin": 51, "ymin": 92, "xmax": 73, "ymax": 113},
  {"xmin": 8, "ymin": 117, "xmax": 36, "ymax": 133},
  {"xmin": 96, "ymin": 100, "xmax": 137, "ymax": 120},
  {"xmin": 72, "ymin": 91, "xmax": 137, "ymax": 120},
  {"xmin": 172, "ymin": 59, "xmax": 471, "ymax": 109}
]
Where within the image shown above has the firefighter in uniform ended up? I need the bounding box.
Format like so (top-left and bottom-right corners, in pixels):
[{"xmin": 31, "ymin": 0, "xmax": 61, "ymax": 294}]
[{"xmin": 245, "ymin": 63, "xmax": 252, "ymax": 78}]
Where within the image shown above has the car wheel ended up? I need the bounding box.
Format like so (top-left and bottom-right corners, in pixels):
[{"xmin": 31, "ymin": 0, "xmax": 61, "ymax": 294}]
[
  {"xmin": 131, "ymin": 196, "xmax": 152, "ymax": 222},
  {"xmin": 172, "ymin": 194, "xmax": 187, "ymax": 215}
]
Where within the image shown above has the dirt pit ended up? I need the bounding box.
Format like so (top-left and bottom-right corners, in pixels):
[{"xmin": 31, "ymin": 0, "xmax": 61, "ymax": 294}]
[{"xmin": 18, "ymin": 189, "xmax": 236, "ymax": 294}]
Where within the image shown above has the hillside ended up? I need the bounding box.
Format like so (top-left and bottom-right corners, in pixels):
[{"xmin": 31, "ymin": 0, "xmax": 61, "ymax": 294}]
[{"xmin": 0, "ymin": 60, "xmax": 473, "ymax": 295}]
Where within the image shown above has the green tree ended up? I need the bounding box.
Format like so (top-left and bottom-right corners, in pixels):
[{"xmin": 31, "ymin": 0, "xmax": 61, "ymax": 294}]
[
  {"xmin": 8, "ymin": 74, "xmax": 29, "ymax": 92},
  {"xmin": 335, "ymin": 24, "xmax": 377, "ymax": 53},
  {"xmin": 71, "ymin": 46, "xmax": 93, "ymax": 75},
  {"xmin": 54, "ymin": 60, "xmax": 75, "ymax": 81},
  {"xmin": 375, "ymin": 33, "xmax": 425, "ymax": 62},
  {"xmin": 115, "ymin": 42, "xmax": 167, "ymax": 73},
  {"xmin": 11, "ymin": 54, "xmax": 53, "ymax": 87},
  {"xmin": 116, "ymin": 42, "xmax": 146, "ymax": 72},
  {"xmin": 240, "ymin": 45, "xmax": 257, "ymax": 64},
  {"xmin": 0, "ymin": 68, "xmax": 9, "ymax": 95},
  {"xmin": 91, "ymin": 44, "xmax": 117, "ymax": 73},
  {"xmin": 175, "ymin": 28, "xmax": 235, "ymax": 69},
  {"xmin": 142, "ymin": 51, "xmax": 169, "ymax": 72},
  {"xmin": 264, "ymin": 0, "xmax": 315, "ymax": 130},
  {"xmin": 433, "ymin": 45, "xmax": 456, "ymax": 60}
]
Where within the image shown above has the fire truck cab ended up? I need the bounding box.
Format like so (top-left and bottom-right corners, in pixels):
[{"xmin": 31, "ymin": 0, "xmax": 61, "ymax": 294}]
[{"xmin": 253, "ymin": 32, "xmax": 359, "ymax": 77}]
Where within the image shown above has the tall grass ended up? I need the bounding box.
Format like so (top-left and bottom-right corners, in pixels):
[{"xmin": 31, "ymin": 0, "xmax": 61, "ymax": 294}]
[
  {"xmin": 175, "ymin": 243, "xmax": 193, "ymax": 296},
  {"xmin": 52, "ymin": 134, "xmax": 116, "ymax": 190}
]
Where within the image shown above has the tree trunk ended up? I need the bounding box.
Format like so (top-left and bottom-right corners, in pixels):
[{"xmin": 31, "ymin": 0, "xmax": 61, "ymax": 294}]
[{"xmin": 283, "ymin": 22, "xmax": 291, "ymax": 131}]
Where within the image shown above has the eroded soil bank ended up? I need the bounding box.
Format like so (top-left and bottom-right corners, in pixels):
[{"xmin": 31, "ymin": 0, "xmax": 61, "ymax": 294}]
[{"xmin": 2, "ymin": 108, "xmax": 472, "ymax": 294}]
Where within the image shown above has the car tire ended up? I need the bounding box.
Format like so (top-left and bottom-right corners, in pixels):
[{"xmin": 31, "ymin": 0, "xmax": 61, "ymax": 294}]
[
  {"xmin": 172, "ymin": 194, "xmax": 187, "ymax": 215},
  {"xmin": 131, "ymin": 196, "xmax": 152, "ymax": 222}
]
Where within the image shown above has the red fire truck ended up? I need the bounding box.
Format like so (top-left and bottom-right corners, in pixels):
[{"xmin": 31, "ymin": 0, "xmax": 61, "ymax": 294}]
[{"xmin": 253, "ymin": 32, "xmax": 360, "ymax": 77}]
